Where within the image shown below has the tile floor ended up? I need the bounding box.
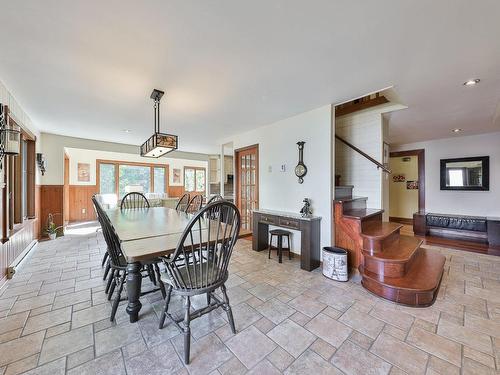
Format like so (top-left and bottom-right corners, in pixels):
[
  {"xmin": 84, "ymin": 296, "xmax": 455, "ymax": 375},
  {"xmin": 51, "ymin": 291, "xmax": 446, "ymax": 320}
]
[{"xmin": 0, "ymin": 223, "xmax": 500, "ymax": 374}]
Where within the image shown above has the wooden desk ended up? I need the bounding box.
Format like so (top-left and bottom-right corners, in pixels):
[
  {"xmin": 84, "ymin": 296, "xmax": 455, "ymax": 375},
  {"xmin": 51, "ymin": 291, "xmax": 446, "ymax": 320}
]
[
  {"xmin": 106, "ymin": 207, "xmax": 212, "ymax": 322},
  {"xmin": 252, "ymin": 209, "xmax": 321, "ymax": 271}
]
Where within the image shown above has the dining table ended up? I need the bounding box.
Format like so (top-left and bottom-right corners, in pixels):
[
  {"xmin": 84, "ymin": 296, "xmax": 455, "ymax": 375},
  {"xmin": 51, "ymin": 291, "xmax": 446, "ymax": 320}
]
[{"xmin": 105, "ymin": 206, "xmax": 211, "ymax": 323}]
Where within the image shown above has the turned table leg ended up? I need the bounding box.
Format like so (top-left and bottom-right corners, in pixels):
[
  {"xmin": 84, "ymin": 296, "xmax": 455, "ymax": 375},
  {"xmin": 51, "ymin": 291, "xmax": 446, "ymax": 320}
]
[{"xmin": 126, "ymin": 262, "xmax": 142, "ymax": 323}]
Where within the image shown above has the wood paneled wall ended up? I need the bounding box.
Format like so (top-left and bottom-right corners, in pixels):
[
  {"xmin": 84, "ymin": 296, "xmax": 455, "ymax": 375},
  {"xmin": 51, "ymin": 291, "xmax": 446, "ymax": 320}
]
[
  {"xmin": 69, "ymin": 185, "xmax": 98, "ymax": 222},
  {"xmin": 0, "ymin": 218, "xmax": 37, "ymax": 288},
  {"xmin": 168, "ymin": 186, "xmax": 185, "ymax": 198},
  {"xmin": 40, "ymin": 185, "xmax": 64, "ymax": 235}
]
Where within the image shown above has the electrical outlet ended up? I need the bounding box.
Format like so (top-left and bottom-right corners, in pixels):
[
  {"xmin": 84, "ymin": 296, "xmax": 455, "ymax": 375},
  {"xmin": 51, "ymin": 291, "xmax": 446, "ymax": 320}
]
[
  {"xmin": 82, "ymin": 208, "xmax": 86, "ymax": 214},
  {"xmin": 280, "ymin": 164, "xmax": 286, "ymax": 172},
  {"xmin": 268, "ymin": 165, "xmax": 272, "ymax": 173}
]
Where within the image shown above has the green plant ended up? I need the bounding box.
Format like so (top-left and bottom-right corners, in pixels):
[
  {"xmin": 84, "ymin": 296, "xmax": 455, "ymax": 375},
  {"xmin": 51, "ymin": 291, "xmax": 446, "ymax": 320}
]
[{"xmin": 46, "ymin": 213, "xmax": 63, "ymax": 235}]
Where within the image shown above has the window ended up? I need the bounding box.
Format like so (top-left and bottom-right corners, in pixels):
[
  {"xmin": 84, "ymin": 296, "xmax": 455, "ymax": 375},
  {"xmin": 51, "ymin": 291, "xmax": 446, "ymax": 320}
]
[
  {"xmin": 154, "ymin": 167, "xmax": 166, "ymax": 194},
  {"xmin": 119, "ymin": 164, "xmax": 151, "ymax": 196},
  {"xmin": 184, "ymin": 167, "xmax": 206, "ymax": 193},
  {"xmin": 97, "ymin": 160, "xmax": 168, "ymax": 197},
  {"xmin": 99, "ymin": 163, "xmax": 116, "ymax": 194}
]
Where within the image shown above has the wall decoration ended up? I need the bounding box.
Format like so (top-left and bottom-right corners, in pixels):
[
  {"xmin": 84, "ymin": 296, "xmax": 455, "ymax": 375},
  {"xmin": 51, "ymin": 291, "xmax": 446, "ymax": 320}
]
[
  {"xmin": 392, "ymin": 174, "xmax": 406, "ymax": 182},
  {"xmin": 295, "ymin": 141, "xmax": 307, "ymax": 184},
  {"xmin": 77, "ymin": 163, "xmax": 90, "ymax": 182},
  {"xmin": 383, "ymin": 142, "xmax": 390, "ymax": 169},
  {"xmin": 173, "ymin": 168, "xmax": 181, "ymax": 184},
  {"xmin": 407, "ymin": 180, "xmax": 419, "ymax": 190}
]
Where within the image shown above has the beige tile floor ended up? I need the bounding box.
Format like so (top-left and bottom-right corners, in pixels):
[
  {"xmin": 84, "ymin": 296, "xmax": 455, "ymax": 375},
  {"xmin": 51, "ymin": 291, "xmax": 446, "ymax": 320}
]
[{"xmin": 0, "ymin": 222, "xmax": 499, "ymax": 374}]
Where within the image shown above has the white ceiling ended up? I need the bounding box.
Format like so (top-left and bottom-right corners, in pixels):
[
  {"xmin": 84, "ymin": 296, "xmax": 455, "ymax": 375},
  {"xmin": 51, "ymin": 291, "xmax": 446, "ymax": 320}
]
[{"xmin": 0, "ymin": 0, "xmax": 499, "ymax": 154}]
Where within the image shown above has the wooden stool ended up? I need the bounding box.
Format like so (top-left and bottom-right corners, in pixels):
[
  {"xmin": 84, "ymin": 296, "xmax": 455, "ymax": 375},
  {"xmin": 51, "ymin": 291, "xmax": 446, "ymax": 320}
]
[{"xmin": 269, "ymin": 229, "xmax": 292, "ymax": 263}]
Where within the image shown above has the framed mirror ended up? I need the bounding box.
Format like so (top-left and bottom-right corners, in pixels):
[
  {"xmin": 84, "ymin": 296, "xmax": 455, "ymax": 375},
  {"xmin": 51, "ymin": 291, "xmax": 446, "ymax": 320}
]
[{"xmin": 440, "ymin": 156, "xmax": 489, "ymax": 191}]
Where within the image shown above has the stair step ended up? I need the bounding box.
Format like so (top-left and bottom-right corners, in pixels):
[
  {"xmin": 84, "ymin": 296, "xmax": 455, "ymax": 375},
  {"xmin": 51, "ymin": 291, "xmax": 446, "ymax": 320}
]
[
  {"xmin": 335, "ymin": 185, "xmax": 354, "ymax": 199},
  {"xmin": 363, "ymin": 236, "xmax": 423, "ymax": 277},
  {"xmin": 361, "ymin": 222, "xmax": 403, "ymax": 252},
  {"xmin": 343, "ymin": 208, "xmax": 383, "ymax": 221},
  {"xmin": 360, "ymin": 248, "xmax": 446, "ymax": 307}
]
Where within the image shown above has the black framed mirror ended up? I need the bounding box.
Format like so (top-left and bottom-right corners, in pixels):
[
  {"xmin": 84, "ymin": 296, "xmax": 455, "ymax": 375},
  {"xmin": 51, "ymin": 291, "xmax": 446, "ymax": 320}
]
[{"xmin": 440, "ymin": 156, "xmax": 489, "ymax": 191}]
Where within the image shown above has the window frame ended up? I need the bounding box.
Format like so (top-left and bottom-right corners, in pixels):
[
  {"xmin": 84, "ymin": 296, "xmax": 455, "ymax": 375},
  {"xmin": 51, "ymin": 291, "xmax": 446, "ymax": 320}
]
[
  {"xmin": 183, "ymin": 166, "xmax": 206, "ymax": 193},
  {"xmin": 96, "ymin": 159, "xmax": 169, "ymax": 197}
]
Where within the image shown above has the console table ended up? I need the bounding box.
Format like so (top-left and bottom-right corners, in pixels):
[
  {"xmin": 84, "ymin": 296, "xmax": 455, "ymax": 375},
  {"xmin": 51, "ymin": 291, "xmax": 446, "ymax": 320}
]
[{"xmin": 252, "ymin": 209, "xmax": 321, "ymax": 271}]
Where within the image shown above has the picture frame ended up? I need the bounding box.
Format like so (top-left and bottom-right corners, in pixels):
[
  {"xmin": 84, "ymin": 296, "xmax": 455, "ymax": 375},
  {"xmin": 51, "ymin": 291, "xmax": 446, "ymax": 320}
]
[{"xmin": 77, "ymin": 163, "xmax": 90, "ymax": 182}]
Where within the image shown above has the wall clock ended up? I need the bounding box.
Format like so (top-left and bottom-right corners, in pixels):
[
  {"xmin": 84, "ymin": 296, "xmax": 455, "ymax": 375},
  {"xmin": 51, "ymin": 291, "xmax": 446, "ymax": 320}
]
[{"xmin": 295, "ymin": 141, "xmax": 307, "ymax": 184}]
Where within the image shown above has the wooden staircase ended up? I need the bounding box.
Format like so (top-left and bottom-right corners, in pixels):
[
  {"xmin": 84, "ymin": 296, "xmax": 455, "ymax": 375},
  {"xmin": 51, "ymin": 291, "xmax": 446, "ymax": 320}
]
[{"xmin": 334, "ymin": 186, "xmax": 445, "ymax": 307}]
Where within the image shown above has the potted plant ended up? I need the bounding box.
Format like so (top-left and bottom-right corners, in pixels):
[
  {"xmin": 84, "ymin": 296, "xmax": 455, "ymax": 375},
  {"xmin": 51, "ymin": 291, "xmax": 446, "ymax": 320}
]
[{"xmin": 46, "ymin": 213, "xmax": 63, "ymax": 240}]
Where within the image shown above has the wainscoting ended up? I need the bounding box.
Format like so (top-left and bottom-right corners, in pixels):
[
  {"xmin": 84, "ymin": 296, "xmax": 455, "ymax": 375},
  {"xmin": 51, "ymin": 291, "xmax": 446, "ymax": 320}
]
[
  {"xmin": 40, "ymin": 185, "xmax": 64, "ymax": 235},
  {"xmin": 0, "ymin": 218, "xmax": 37, "ymax": 287},
  {"xmin": 69, "ymin": 185, "xmax": 98, "ymax": 222},
  {"xmin": 167, "ymin": 186, "xmax": 185, "ymax": 198}
]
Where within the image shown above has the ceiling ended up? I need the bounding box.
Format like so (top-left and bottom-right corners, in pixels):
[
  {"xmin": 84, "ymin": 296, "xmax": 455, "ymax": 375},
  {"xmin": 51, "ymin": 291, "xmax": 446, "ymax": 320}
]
[{"xmin": 0, "ymin": 1, "xmax": 499, "ymax": 153}]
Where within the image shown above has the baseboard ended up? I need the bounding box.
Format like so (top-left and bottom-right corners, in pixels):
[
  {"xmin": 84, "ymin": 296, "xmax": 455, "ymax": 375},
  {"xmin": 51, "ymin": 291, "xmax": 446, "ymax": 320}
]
[
  {"xmin": 389, "ymin": 216, "xmax": 413, "ymax": 225},
  {"xmin": 7, "ymin": 239, "xmax": 38, "ymax": 279}
]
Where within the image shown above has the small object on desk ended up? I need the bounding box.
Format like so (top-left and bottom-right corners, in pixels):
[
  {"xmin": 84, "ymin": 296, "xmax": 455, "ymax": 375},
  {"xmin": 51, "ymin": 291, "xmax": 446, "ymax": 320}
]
[{"xmin": 300, "ymin": 198, "xmax": 312, "ymax": 218}]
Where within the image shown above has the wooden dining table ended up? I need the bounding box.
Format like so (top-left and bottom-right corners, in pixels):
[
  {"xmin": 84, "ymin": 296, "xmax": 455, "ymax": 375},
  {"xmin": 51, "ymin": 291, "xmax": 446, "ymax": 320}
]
[{"xmin": 105, "ymin": 206, "xmax": 211, "ymax": 322}]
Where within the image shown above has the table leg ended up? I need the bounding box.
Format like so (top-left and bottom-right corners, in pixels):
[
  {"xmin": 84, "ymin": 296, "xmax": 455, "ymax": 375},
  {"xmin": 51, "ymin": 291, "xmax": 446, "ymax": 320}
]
[
  {"xmin": 126, "ymin": 262, "xmax": 142, "ymax": 323},
  {"xmin": 278, "ymin": 235, "xmax": 283, "ymax": 263}
]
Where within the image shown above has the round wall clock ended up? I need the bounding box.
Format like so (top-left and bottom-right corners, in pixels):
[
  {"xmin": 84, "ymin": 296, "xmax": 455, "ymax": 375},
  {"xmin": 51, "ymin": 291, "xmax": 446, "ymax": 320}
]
[{"xmin": 295, "ymin": 141, "xmax": 307, "ymax": 184}]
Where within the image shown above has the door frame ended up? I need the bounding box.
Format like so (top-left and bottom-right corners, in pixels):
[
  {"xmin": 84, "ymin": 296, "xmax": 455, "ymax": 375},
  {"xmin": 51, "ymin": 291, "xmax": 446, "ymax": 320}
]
[
  {"xmin": 234, "ymin": 144, "xmax": 259, "ymax": 228},
  {"xmin": 389, "ymin": 149, "xmax": 425, "ymax": 221}
]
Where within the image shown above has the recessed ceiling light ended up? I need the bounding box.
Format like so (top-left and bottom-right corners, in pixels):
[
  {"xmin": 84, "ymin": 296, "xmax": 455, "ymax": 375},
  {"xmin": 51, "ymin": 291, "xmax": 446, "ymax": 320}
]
[
  {"xmin": 123, "ymin": 129, "xmax": 132, "ymax": 133},
  {"xmin": 452, "ymin": 128, "xmax": 462, "ymax": 133},
  {"xmin": 463, "ymin": 79, "xmax": 480, "ymax": 86}
]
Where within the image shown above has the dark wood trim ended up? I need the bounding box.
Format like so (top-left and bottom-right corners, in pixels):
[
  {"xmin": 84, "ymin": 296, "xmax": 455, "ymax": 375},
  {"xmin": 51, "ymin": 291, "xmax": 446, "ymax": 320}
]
[
  {"xmin": 234, "ymin": 143, "xmax": 259, "ymax": 153},
  {"xmin": 336, "ymin": 135, "xmax": 391, "ymax": 173},
  {"xmin": 335, "ymin": 95, "xmax": 389, "ymax": 117},
  {"xmin": 389, "ymin": 216, "xmax": 413, "ymax": 225},
  {"xmin": 26, "ymin": 140, "xmax": 36, "ymax": 219},
  {"xmin": 390, "ymin": 149, "xmax": 425, "ymax": 213}
]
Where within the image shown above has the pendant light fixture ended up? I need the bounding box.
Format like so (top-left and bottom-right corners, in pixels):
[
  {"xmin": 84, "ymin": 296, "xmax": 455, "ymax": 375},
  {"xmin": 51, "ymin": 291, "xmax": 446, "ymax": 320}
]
[{"xmin": 140, "ymin": 89, "xmax": 178, "ymax": 158}]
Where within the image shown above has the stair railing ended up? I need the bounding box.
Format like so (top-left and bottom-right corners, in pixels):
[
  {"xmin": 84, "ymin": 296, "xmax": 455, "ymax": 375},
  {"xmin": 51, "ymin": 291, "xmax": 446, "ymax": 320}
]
[{"xmin": 335, "ymin": 135, "xmax": 392, "ymax": 173}]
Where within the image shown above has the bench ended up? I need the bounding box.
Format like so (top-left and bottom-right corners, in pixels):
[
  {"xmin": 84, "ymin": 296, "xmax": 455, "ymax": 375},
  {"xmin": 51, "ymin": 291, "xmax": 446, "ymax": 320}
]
[{"xmin": 413, "ymin": 212, "xmax": 500, "ymax": 246}]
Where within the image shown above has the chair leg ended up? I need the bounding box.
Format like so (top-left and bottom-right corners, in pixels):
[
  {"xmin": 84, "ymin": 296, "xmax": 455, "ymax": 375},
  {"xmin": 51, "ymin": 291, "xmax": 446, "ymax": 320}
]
[
  {"xmin": 158, "ymin": 285, "xmax": 172, "ymax": 329},
  {"xmin": 221, "ymin": 284, "xmax": 236, "ymax": 334},
  {"xmin": 103, "ymin": 260, "xmax": 110, "ymax": 281},
  {"xmin": 105, "ymin": 268, "xmax": 115, "ymax": 294},
  {"xmin": 108, "ymin": 272, "xmax": 117, "ymax": 301},
  {"xmin": 147, "ymin": 265, "xmax": 156, "ymax": 285},
  {"xmin": 101, "ymin": 252, "xmax": 108, "ymax": 267},
  {"xmin": 154, "ymin": 263, "xmax": 166, "ymax": 299},
  {"xmin": 110, "ymin": 271, "xmax": 126, "ymax": 322},
  {"xmin": 268, "ymin": 234, "xmax": 273, "ymax": 259},
  {"xmin": 183, "ymin": 296, "xmax": 191, "ymax": 365},
  {"xmin": 206, "ymin": 292, "xmax": 211, "ymax": 306}
]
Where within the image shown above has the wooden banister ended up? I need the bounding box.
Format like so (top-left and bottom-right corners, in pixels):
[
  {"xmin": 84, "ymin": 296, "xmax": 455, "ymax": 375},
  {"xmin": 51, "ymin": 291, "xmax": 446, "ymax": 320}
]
[{"xmin": 335, "ymin": 135, "xmax": 392, "ymax": 173}]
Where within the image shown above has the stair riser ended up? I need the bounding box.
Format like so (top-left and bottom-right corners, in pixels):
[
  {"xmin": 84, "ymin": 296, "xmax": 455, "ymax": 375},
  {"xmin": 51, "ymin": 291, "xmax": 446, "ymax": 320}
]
[
  {"xmin": 361, "ymin": 276, "xmax": 442, "ymax": 307},
  {"xmin": 363, "ymin": 230, "xmax": 400, "ymax": 253},
  {"xmin": 342, "ymin": 199, "xmax": 366, "ymax": 211},
  {"xmin": 363, "ymin": 251, "xmax": 418, "ymax": 278}
]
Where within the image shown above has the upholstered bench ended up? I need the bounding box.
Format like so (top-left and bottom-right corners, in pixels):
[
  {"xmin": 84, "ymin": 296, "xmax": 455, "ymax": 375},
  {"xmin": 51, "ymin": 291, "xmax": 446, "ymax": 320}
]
[{"xmin": 413, "ymin": 212, "xmax": 500, "ymax": 246}]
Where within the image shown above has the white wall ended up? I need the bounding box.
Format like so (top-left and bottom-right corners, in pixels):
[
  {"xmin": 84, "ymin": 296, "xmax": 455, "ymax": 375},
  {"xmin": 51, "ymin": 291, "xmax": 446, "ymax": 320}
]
[
  {"xmin": 391, "ymin": 131, "xmax": 500, "ymax": 217},
  {"xmin": 221, "ymin": 105, "xmax": 333, "ymax": 253},
  {"xmin": 40, "ymin": 133, "xmax": 209, "ymax": 185},
  {"xmin": 65, "ymin": 148, "xmax": 208, "ymax": 192},
  {"xmin": 335, "ymin": 109, "xmax": 383, "ymax": 209}
]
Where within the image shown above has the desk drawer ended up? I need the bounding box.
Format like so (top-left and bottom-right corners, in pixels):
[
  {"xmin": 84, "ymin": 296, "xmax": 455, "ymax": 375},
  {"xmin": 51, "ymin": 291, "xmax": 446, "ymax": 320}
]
[
  {"xmin": 259, "ymin": 215, "xmax": 276, "ymax": 224},
  {"xmin": 279, "ymin": 218, "xmax": 300, "ymax": 230}
]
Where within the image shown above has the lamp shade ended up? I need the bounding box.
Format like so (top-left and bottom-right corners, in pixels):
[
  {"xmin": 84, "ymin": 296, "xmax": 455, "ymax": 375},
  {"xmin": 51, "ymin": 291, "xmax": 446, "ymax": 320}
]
[{"xmin": 140, "ymin": 132, "xmax": 178, "ymax": 158}]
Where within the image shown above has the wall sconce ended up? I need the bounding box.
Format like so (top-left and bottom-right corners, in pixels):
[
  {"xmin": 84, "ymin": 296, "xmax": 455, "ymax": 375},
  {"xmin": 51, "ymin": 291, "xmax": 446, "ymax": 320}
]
[
  {"xmin": 36, "ymin": 153, "xmax": 46, "ymax": 176},
  {"xmin": 0, "ymin": 104, "xmax": 21, "ymax": 170}
]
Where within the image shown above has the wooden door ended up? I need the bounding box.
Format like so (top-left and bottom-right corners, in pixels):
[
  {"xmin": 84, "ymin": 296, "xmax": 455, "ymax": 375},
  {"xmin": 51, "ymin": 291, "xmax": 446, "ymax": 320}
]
[{"xmin": 235, "ymin": 145, "xmax": 259, "ymax": 232}]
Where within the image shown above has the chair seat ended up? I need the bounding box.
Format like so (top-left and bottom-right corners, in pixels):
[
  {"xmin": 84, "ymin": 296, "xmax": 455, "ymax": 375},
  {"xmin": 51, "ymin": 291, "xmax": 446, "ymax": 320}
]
[
  {"xmin": 269, "ymin": 229, "xmax": 292, "ymax": 236},
  {"xmin": 160, "ymin": 262, "xmax": 226, "ymax": 289}
]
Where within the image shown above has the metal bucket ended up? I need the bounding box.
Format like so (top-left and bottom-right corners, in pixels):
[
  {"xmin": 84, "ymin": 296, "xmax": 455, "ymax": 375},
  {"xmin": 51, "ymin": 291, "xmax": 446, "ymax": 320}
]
[{"xmin": 322, "ymin": 247, "xmax": 348, "ymax": 281}]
